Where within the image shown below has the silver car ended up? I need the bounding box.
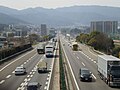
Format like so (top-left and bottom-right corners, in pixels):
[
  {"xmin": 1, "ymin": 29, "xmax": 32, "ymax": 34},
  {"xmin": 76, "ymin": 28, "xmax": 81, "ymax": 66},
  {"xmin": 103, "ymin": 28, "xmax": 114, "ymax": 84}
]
[{"xmin": 15, "ymin": 66, "xmax": 26, "ymax": 75}]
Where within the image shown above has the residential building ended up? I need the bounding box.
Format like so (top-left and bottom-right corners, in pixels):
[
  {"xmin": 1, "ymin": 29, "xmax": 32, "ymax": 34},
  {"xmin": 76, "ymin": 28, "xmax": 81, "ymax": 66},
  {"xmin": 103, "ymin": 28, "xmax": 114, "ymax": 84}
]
[
  {"xmin": 41, "ymin": 24, "xmax": 47, "ymax": 36},
  {"xmin": 90, "ymin": 21, "xmax": 118, "ymax": 37}
]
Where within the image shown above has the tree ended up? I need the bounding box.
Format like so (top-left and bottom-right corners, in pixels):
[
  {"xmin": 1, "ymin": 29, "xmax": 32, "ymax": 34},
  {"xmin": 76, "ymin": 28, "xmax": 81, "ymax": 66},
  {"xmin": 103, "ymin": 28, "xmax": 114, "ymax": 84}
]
[
  {"xmin": 112, "ymin": 46, "xmax": 120, "ymax": 58},
  {"xmin": 88, "ymin": 38, "xmax": 97, "ymax": 49},
  {"xmin": 29, "ymin": 34, "xmax": 40, "ymax": 44}
]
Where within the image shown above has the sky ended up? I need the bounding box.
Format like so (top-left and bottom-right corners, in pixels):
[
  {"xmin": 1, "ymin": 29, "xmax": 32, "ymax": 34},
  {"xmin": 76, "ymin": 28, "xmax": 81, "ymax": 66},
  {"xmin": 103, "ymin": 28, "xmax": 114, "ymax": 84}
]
[{"xmin": 0, "ymin": 0, "xmax": 120, "ymax": 10}]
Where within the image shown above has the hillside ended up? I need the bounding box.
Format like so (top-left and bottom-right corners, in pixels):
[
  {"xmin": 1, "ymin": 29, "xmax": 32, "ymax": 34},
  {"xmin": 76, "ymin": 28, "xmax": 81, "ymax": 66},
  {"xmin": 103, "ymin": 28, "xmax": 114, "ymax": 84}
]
[{"xmin": 0, "ymin": 5, "xmax": 120, "ymax": 26}]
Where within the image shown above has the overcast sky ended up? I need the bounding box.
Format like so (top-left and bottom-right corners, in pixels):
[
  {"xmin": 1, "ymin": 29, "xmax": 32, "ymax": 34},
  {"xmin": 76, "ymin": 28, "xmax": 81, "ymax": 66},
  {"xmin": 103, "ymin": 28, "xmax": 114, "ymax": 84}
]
[{"xmin": 0, "ymin": 0, "xmax": 120, "ymax": 10}]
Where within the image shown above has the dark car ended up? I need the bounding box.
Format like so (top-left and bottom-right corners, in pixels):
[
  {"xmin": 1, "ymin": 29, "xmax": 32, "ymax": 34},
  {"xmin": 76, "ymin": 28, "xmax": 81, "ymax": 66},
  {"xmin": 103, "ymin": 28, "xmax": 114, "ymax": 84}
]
[
  {"xmin": 79, "ymin": 68, "xmax": 92, "ymax": 81},
  {"xmin": 27, "ymin": 82, "xmax": 41, "ymax": 90}
]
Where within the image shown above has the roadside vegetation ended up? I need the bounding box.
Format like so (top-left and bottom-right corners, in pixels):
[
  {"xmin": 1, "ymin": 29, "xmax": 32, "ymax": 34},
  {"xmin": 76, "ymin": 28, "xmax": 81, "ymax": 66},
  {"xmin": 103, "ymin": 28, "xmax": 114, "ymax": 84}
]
[
  {"xmin": 59, "ymin": 40, "xmax": 67, "ymax": 90},
  {"xmin": 76, "ymin": 31, "xmax": 120, "ymax": 58}
]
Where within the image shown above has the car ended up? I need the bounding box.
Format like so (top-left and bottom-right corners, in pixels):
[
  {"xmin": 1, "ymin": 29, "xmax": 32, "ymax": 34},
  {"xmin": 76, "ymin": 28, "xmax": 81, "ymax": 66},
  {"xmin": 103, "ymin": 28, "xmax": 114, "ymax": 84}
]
[
  {"xmin": 79, "ymin": 68, "xmax": 92, "ymax": 81},
  {"xmin": 27, "ymin": 82, "xmax": 41, "ymax": 90},
  {"xmin": 15, "ymin": 66, "xmax": 26, "ymax": 75}
]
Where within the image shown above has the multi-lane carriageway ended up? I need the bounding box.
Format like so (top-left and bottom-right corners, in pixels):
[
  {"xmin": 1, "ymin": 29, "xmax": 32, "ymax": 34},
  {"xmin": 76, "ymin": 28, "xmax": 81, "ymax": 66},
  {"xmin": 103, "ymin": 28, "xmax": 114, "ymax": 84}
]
[
  {"xmin": 1, "ymin": 35, "xmax": 120, "ymax": 90},
  {"xmin": 60, "ymin": 35, "xmax": 120, "ymax": 90},
  {"xmin": 0, "ymin": 42, "xmax": 58, "ymax": 90}
]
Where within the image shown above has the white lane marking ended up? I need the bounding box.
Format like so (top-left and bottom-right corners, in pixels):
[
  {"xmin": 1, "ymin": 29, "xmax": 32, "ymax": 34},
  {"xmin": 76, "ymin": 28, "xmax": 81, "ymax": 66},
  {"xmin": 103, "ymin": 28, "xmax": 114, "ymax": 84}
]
[
  {"xmin": 62, "ymin": 41, "xmax": 80, "ymax": 90},
  {"xmin": 12, "ymin": 71, "xmax": 15, "ymax": 74},
  {"xmin": 92, "ymin": 74, "xmax": 97, "ymax": 79},
  {"xmin": 27, "ymin": 75, "xmax": 30, "ymax": 78},
  {"xmin": 77, "ymin": 56, "xmax": 79, "ymax": 59},
  {"xmin": 6, "ymin": 75, "xmax": 11, "ymax": 79},
  {"xmin": 24, "ymin": 82, "xmax": 28, "ymax": 86},
  {"xmin": 32, "ymin": 72, "xmax": 35, "ymax": 74},
  {"xmin": 0, "ymin": 80, "xmax": 5, "ymax": 84},
  {"xmin": 47, "ymin": 77, "xmax": 49, "ymax": 81},
  {"xmin": 44, "ymin": 86, "xmax": 47, "ymax": 90},
  {"xmin": 24, "ymin": 62, "xmax": 26, "ymax": 64},
  {"xmin": 91, "ymin": 59, "xmax": 93, "ymax": 61},
  {"xmin": 20, "ymin": 83, "xmax": 24, "ymax": 86},
  {"xmin": 21, "ymin": 64, "xmax": 23, "ymax": 67},
  {"xmin": 94, "ymin": 61, "xmax": 96, "ymax": 64},
  {"xmin": 30, "ymin": 75, "xmax": 33, "ymax": 77},
  {"xmin": 88, "ymin": 47, "xmax": 98, "ymax": 57},
  {"xmin": 17, "ymin": 87, "xmax": 21, "ymax": 90},
  {"xmin": 0, "ymin": 51, "xmax": 37, "ymax": 72},
  {"xmin": 21, "ymin": 86, "xmax": 25, "ymax": 90},
  {"xmin": 89, "ymin": 58, "xmax": 91, "ymax": 60},
  {"xmin": 27, "ymin": 78, "xmax": 31, "ymax": 81},
  {"xmin": 82, "ymin": 62, "xmax": 85, "ymax": 66},
  {"xmin": 30, "ymin": 72, "xmax": 32, "ymax": 74},
  {"xmin": 48, "ymin": 74, "xmax": 50, "ymax": 77},
  {"xmin": 27, "ymin": 60, "xmax": 29, "ymax": 62},
  {"xmin": 45, "ymin": 82, "xmax": 48, "ymax": 85},
  {"xmin": 24, "ymin": 78, "xmax": 28, "ymax": 82}
]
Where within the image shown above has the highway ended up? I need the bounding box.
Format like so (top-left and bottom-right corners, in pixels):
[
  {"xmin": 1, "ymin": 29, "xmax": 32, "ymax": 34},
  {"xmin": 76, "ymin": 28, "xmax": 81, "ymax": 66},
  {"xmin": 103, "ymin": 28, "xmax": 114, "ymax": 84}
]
[
  {"xmin": 0, "ymin": 42, "xmax": 58, "ymax": 90},
  {"xmin": 60, "ymin": 35, "xmax": 120, "ymax": 90}
]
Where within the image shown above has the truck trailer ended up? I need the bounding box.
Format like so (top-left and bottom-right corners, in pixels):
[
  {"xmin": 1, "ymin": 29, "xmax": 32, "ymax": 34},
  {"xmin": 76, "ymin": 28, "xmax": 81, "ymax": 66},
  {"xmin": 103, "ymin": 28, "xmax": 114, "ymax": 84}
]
[
  {"xmin": 37, "ymin": 44, "xmax": 45, "ymax": 54},
  {"xmin": 98, "ymin": 55, "xmax": 120, "ymax": 87},
  {"xmin": 37, "ymin": 61, "xmax": 47, "ymax": 73}
]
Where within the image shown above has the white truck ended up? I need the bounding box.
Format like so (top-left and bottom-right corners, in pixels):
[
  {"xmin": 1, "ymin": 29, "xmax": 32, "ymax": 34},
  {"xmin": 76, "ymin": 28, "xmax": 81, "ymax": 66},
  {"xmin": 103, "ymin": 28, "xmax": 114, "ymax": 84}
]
[
  {"xmin": 45, "ymin": 44, "xmax": 54, "ymax": 57},
  {"xmin": 37, "ymin": 61, "xmax": 47, "ymax": 73},
  {"xmin": 37, "ymin": 44, "xmax": 45, "ymax": 54},
  {"xmin": 98, "ymin": 55, "xmax": 120, "ymax": 87}
]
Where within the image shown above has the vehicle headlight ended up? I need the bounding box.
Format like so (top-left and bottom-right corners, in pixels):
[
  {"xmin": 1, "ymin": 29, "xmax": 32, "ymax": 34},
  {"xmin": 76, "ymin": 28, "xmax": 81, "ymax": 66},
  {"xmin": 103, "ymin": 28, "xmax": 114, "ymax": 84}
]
[{"xmin": 81, "ymin": 75, "xmax": 84, "ymax": 78}]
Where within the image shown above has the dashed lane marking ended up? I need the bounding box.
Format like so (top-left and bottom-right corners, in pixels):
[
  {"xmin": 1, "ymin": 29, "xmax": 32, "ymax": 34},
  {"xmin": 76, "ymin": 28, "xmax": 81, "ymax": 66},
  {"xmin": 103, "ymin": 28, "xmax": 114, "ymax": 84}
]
[
  {"xmin": 12, "ymin": 71, "xmax": 15, "ymax": 74},
  {"xmin": 77, "ymin": 56, "xmax": 79, "ymax": 59},
  {"xmin": 21, "ymin": 64, "xmax": 24, "ymax": 67},
  {"xmin": 27, "ymin": 75, "xmax": 30, "ymax": 78},
  {"xmin": 44, "ymin": 86, "xmax": 47, "ymax": 90},
  {"xmin": 27, "ymin": 78, "xmax": 31, "ymax": 81},
  {"xmin": 94, "ymin": 61, "xmax": 96, "ymax": 64},
  {"xmin": 82, "ymin": 62, "xmax": 85, "ymax": 66},
  {"xmin": 6, "ymin": 75, "xmax": 11, "ymax": 79},
  {"xmin": 32, "ymin": 72, "xmax": 35, "ymax": 74},
  {"xmin": 30, "ymin": 75, "xmax": 33, "ymax": 77},
  {"xmin": 0, "ymin": 80, "xmax": 5, "ymax": 84},
  {"xmin": 92, "ymin": 74, "xmax": 97, "ymax": 79},
  {"xmin": 24, "ymin": 62, "xmax": 26, "ymax": 64},
  {"xmin": 30, "ymin": 72, "xmax": 32, "ymax": 74},
  {"xmin": 24, "ymin": 78, "xmax": 28, "ymax": 82}
]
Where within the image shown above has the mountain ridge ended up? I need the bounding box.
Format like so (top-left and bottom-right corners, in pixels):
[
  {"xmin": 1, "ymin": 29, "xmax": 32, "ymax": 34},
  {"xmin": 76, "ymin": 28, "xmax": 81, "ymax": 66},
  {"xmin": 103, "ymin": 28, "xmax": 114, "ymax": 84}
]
[{"xmin": 0, "ymin": 5, "xmax": 120, "ymax": 26}]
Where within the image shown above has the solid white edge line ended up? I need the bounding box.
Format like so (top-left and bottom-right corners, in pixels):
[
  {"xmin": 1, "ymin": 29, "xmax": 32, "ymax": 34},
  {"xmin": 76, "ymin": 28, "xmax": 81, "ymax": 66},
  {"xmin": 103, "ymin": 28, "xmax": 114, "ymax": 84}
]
[{"xmin": 61, "ymin": 40, "xmax": 80, "ymax": 90}]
